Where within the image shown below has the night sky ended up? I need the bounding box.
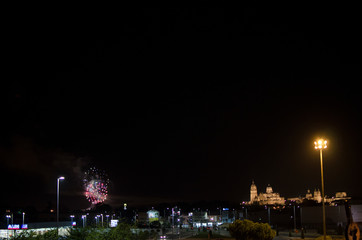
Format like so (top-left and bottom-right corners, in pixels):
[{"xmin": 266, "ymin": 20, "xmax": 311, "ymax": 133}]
[{"xmin": 1, "ymin": 7, "xmax": 361, "ymax": 211}]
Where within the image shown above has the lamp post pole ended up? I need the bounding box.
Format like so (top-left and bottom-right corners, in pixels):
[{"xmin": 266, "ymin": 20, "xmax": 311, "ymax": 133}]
[
  {"xmin": 6, "ymin": 215, "xmax": 12, "ymax": 239},
  {"xmin": 6, "ymin": 215, "xmax": 10, "ymax": 226},
  {"xmin": 315, "ymin": 139, "xmax": 327, "ymax": 240},
  {"xmin": 57, "ymin": 176, "xmax": 65, "ymax": 236},
  {"xmin": 293, "ymin": 205, "xmax": 296, "ymax": 232},
  {"xmin": 95, "ymin": 216, "xmax": 100, "ymax": 226},
  {"xmin": 319, "ymin": 148, "xmax": 326, "ymax": 240},
  {"xmin": 6, "ymin": 216, "xmax": 9, "ymax": 239},
  {"xmin": 22, "ymin": 212, "xmax": 25, "ymax": 226}
]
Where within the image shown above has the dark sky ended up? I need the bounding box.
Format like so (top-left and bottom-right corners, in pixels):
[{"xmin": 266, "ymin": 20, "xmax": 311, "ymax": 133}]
[{"xmin": 1, "ymin": 7, "xmax": 361, "ymax": 211}]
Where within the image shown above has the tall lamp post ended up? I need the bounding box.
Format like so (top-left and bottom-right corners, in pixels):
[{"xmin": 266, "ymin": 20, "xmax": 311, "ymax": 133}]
[
  {"xmin": 6, "ymin": 215, "xmax": 11, "ymax": 226},
  {"xmin": 22, "ymin": 212, "xmax": 25, "ymax": 227},
  {"xmin": 106, "ymin": 215, "xmax": 109, "ymax": 227},
  {"xmin": 57, "ymin": 176, "xmax": 65, "ymax": 235},
  {"xmin": 314, "ymin": 139, "xmax": 327, "ymax": 240},
  {"xmin": 95, "ymin": 216, "xmax": 99, "ymax": 226},
  {"xmin": 70, "ymin": 215, "xmax": 75, "ymax": 227},
  {"xmin": 82, "ymin": 215, "xmax": 86, "ymax": 228}
]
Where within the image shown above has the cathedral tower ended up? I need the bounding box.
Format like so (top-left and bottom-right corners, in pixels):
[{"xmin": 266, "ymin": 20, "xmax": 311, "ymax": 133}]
[
  {"xmin": 314, "ymin": 189, "xmax": 322, "ymax": 203},
  {"xmin": 250, "ymin": 180, "xmax": 258, "ymax": 202}
]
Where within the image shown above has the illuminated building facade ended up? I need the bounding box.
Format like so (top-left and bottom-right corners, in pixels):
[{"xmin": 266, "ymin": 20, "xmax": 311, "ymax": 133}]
[
  {"xmin": 249, "ymin": 181, "xmax": 285, "ymax": 205},
  {"xmin": 246, "ymin": 181, "xmax": 351, "ymax": 206},
  {"xmin": 288, "ymin": 189, "xmax": 351, "ymax": 205}
]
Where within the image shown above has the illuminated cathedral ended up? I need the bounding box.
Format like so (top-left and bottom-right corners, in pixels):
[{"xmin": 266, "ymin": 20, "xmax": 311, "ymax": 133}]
[
  {"xmin": 249, "ymin": 181, "xmax": 285, "ymax": 205},
  {"xmin": 247, "ymin": 180, "xmax": 350, "ymax": 206}
]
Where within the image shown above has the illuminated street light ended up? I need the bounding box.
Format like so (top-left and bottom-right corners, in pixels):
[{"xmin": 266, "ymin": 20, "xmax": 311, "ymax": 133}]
[
  {"xmin": 57, "ymin": 176, "xmax": 65, "ymax": 235},
  {"xmin": 82, "ymin": 215, "xmax": 86, "ymax": 228},
  {"xmin": 314, "ymin": 139, "xmax": 327, "ymax": 240},
  {"xmin": 95, "ymin": 216, "xmax": 99, "ymax": 226},
  {"xmin": 6, "ymin": 214, "xmax": 13, "ymax": 239},
  {"xmin": 314, "ymin": 139, "xmax": 327, "ymax": 149},
  {"xmin": 6, "ymin": 215, "xmax": 11, "ymax": 226},
  {"xmin": 22, "ymin": 212, "xmax": 25, "ymax": 226},
  {"xmin": 70, "ymin": 215, "xmax": 75, "ymax": 225}
]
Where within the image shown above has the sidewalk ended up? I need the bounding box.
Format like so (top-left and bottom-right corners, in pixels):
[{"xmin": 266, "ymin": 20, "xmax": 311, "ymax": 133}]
[
  {"xmin": 273, "ymin": 231, "xmax": 345, "ymax": 240},
  {"xmin": 275, "ymin": 230, "xmax": 320, "ymax": 239}
]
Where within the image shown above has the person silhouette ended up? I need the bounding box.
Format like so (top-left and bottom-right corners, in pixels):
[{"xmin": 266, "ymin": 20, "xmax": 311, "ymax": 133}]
[
  {"xmin": 208, "ymin": 229, "xmax": 212, "ymax": 239},
  {"xmin": 348, "ymin": 222, "xmax": 360, "ymax": 240}
]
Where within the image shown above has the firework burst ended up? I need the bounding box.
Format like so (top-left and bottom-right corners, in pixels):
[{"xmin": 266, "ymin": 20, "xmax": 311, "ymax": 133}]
[{"xmin": 83, "ymin": 167, "xmax": 109, "ymax": 205}]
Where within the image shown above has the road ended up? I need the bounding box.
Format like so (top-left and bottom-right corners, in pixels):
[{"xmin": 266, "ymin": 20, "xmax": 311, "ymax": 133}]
[
  {"xmin": 161, "ymin": 228, "xmax": 336, "ymax": 240},
  {"xmin": 162, "ymin": 228, "xmax": 231, "ymax": 239}
]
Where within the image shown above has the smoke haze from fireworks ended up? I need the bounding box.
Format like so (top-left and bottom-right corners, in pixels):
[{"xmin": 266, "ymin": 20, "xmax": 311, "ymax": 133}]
[{"xmin": 83, "ymin": 167, "xmax": 109, "ymax": 205}]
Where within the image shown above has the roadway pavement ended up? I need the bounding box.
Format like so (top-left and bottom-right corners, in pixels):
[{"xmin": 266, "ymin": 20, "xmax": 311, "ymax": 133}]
[
  {"xmin": 161, "ymin": 228, "xmax": 342, "ymax": 240},
  {"xmin": 163, "ymin": 228, "xmax": 231, "ymax": 239}
]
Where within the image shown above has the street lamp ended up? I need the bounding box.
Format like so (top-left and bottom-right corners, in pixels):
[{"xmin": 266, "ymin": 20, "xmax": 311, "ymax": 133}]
[
  {"xmin": 95, "ymin": 216, "xmax": 99, "ymax": 226},
  {"xmin": 22, "ymin": 212, "xmax": 25, "ymax": 227},
  {"xmin": 106, "ymin": 215, "xmax": 109, "ymax": 227},
  {"xmin": 293, "ymin": 205, "xmax": 296, "ymax": 231},
  {"xmin": 57, "ymin": 176, "xmax": 65, "ymax": 235},
  {"xmin": 314, "ymin": 139, "xmax": 327, "ymax": 240},
  {"xmin": 82, "ymin": 215, "xmax": 86, "ymax": 228},
  {"xmin": 6, "ymin": 215, "xmax": 11, "ymax": 226},
  {"xmin": 6, "ymin": 214, "xmax": 13, "ymax": 239},
  {"xmin": 70, "ymin": 215, "xmax": 75, "ymax": 226}
]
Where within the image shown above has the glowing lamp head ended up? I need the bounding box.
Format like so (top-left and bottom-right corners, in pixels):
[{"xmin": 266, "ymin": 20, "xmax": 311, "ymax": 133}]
[
  {"xmin": 58, "ymin": 176, "xmax": 65, "ymax": 180},
  {"xmin": 314, "ymin": 139, "xmax": 327, "ymax": 149}
]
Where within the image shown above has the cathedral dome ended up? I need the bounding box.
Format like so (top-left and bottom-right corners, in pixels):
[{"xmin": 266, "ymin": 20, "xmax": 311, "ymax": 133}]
[{"xmin": 266, "ymin": 184, "xmax": 273, "ymax": 194}]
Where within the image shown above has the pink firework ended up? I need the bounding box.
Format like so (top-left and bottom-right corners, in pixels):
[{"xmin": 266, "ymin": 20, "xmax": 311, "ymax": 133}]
[{"xmin": 83, "ymin": 167, "xmax": 109, "ymax": 205}]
